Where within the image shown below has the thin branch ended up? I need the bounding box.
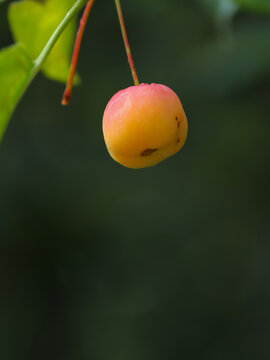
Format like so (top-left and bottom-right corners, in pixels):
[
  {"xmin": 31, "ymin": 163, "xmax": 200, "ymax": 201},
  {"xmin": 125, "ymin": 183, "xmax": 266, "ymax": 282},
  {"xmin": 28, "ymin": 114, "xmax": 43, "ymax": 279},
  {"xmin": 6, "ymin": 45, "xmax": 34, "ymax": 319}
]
[{"xmin": 62, "ymin": 0, "xmax": 96, "ymax": 105}]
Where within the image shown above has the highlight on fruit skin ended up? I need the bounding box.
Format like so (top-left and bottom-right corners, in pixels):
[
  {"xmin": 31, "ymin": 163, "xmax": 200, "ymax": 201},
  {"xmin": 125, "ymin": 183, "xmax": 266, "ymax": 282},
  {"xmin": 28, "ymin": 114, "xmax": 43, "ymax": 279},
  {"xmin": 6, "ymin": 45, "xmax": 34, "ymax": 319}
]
[{"xmin": 102, "ymin": 83, "xmax": 188, "ymax": 169}]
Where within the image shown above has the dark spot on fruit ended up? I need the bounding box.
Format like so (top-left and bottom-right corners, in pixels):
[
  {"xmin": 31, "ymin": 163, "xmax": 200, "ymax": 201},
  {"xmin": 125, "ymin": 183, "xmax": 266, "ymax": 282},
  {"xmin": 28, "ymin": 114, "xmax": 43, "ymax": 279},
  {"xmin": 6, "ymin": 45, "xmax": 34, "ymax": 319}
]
[
  {"xmin": 177, "ymin": 139, "xmax": 180, "ymax": 143},
  {"xmin": 140, "ymin": 148, "xmax": 158, "ymax": 157},
  {"xmin": 175, "ymin": 116, "xmax": 180, "ymax": 128}
]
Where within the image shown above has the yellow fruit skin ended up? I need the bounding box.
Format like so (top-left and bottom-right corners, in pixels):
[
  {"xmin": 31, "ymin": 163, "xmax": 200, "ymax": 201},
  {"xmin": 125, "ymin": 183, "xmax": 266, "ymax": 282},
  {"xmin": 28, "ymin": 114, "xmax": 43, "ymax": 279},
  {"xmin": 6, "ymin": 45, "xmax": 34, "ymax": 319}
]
[{"xmin": 102, "ymin": 83, "xmax": 188, "ymax": 169}]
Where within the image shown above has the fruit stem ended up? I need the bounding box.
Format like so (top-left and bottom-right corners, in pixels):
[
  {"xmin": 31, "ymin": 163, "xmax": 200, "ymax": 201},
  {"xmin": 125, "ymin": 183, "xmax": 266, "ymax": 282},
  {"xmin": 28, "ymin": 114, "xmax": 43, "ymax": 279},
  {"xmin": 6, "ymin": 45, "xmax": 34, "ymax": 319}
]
[
  {"xmin": 62, "ymin": 0, "xmax": 96, "ymax": 106},
  {"xmin": 114, "ymin": 0, "xmax": 140, "ymax": 86}
]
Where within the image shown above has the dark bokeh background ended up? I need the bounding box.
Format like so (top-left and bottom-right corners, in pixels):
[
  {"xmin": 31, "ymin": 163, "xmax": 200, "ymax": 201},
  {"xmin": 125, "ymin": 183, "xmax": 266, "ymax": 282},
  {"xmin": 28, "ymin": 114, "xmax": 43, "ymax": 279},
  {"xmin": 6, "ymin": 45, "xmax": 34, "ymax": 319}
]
[{"xmin": 1, "ymin": 0, "xmax": 270, "ymax": 359}]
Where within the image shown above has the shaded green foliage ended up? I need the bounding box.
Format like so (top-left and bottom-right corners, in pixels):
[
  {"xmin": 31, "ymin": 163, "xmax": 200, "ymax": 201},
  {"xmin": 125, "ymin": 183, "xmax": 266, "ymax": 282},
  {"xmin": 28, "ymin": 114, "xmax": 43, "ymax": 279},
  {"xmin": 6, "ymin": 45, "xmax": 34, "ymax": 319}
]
[
  {"xmin": 180, "ymin": 23, "xmax": 270, "ymax": 97},
  {"xmin": 234, "ymin": 0, "xmax": 270, "ymax": 12},
  {"xmin": 201, "ymin": 0, "xmax": 239, "ymax": 19},
  {"xmin": 0, "ymin": 1, "xmax": 270, "ymax": 360}
]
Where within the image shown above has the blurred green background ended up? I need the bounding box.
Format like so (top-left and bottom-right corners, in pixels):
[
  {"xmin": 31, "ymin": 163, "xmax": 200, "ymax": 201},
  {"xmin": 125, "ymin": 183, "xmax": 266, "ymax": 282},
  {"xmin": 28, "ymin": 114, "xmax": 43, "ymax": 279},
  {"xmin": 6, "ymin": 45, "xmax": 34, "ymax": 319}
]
[{"xmin": 1, "ymin": 0, "xmax": 270, "ymax": 359}]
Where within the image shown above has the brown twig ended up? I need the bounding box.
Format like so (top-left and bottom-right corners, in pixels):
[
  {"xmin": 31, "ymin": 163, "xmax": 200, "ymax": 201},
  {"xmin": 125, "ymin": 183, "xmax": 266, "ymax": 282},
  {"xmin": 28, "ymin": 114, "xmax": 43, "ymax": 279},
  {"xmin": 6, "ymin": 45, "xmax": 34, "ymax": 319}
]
[{"xmin": 62, "ymin": 0, "xmax": 96, "ymax": 105}]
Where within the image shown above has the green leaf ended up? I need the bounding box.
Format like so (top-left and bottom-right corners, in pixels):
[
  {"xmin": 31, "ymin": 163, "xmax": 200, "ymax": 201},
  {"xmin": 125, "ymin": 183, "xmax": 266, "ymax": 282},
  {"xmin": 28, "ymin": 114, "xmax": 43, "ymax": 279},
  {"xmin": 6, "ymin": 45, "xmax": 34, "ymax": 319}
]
[
  {"xmin": 8, "ymin": 0, "xmax": 77, "ymax": 83},
  {"xmin": 233, "ymin": 0, "xmax": 270, "ymax": 13},
  {"xmin": 0, "ymin": 44, "xmax": 33, "ymax": 141}
]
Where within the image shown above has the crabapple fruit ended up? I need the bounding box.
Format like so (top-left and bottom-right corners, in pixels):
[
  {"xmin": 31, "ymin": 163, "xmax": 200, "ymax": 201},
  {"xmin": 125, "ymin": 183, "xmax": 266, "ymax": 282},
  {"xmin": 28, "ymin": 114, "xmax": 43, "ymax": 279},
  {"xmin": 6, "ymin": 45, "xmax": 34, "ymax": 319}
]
[{"xmin": 102, "ymin": 83, "xmax": 188, "ymax": 169}]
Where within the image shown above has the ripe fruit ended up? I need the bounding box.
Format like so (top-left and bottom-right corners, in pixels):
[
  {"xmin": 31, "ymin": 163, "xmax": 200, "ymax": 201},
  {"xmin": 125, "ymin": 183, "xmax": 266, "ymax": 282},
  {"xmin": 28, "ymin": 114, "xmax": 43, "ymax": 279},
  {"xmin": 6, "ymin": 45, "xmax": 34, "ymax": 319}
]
[
  {"xmin": 102, "ymin": 83, "xmax": 188, "ymax": 169},
  {"xmin": 61, "ymin": 1, "xmax": 188, "ymax": 170}
]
